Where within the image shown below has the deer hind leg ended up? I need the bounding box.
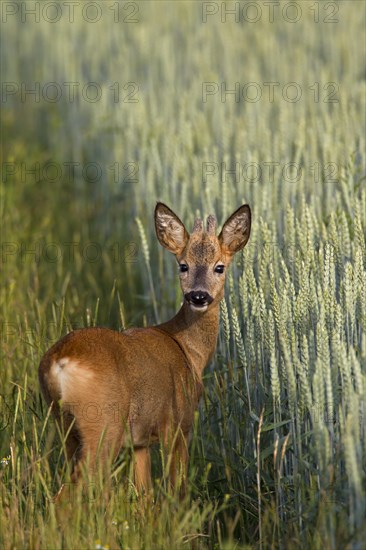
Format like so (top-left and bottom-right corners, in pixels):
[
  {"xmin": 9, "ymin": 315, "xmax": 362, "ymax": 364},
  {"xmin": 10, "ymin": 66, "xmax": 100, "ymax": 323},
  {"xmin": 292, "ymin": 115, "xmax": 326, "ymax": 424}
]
[
  {"xmin": 51, "ymin": 413, "xmax": 82, "ymax": 504},
  {"xmin": 53, "ymin": 418, "xmax": 123, "ymax": 504},
  {"xmin": 162, "ymin": 428, "xmax": 190, "ymax": 497},
  {"xmin": 72, "ymin": 416, "xmax": 124, "ymax": 479},
  {"xmin": 134, "ymin": 447, "xmax": 152, "ymax": 495},
  {"xmin": 171, "ymin": 432, "xmax": 189, "ymax": 497},
  {"xmin": 43, "ymin": 358, "xmax": 127, "ymax": 503},
  {"xmin": 57, "ymin": 409, "xmax": 82, "ymax": 463}
]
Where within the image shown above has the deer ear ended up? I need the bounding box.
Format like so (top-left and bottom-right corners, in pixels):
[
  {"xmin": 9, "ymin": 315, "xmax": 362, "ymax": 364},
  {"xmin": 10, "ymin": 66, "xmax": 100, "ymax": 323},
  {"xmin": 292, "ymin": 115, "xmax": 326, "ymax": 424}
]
[
  {"xmin": 155, "ymin": 202, "xmax": 189, "ymax": 255},
  {"xmin": 219, "ymin": 205, "xmax": 251, "ymax": 256}
]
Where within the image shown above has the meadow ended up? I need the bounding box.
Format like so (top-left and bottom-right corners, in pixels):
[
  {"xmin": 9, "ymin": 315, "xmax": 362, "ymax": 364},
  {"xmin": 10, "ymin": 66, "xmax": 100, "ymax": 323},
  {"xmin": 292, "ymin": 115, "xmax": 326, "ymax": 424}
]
[{"xmin": 1, "ymin": 0, "xmax": 365, "ymax": 548}]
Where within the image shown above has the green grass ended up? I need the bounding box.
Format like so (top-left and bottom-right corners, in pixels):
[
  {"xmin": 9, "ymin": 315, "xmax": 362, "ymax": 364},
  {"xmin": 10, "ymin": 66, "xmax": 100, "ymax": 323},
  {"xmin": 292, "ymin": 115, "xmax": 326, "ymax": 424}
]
[{"xmin": 1, "ymin": 1, "xmax": 365, "ymax": 548}]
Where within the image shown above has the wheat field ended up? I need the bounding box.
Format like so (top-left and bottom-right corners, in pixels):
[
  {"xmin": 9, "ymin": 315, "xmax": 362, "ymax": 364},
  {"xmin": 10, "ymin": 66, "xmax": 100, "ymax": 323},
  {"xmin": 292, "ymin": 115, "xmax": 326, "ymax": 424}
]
[{"xmin": 1, "ymin": 1, "xmax": 365, "ymax": 548}]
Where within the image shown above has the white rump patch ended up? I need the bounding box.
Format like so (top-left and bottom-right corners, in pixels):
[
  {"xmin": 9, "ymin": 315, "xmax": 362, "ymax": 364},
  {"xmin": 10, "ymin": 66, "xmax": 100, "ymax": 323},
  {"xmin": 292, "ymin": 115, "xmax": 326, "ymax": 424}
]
[{"xmin": 50, "ymin": 357, "xmax": 94, "ymax": 400}]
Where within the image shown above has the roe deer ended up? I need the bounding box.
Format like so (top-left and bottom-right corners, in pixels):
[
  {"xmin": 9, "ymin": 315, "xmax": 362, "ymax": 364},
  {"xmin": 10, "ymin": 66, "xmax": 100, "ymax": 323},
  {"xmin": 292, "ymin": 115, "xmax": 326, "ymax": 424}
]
[{"xmin": 39, "ymin": 202, "xmax": 251, "ymax": 499}]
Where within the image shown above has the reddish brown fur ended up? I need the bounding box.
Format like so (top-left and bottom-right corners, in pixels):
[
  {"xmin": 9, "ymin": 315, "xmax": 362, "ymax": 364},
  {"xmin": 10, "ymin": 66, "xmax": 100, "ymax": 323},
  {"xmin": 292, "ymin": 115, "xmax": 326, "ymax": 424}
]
[{"xmin": 39, "ymin": 202, "xmax": 251, "ymax": 498}]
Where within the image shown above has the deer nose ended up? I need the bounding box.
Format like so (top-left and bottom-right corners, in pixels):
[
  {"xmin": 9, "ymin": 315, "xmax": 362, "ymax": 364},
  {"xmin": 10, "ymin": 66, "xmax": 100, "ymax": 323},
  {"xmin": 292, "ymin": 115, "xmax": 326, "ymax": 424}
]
[{"xmin": 185, "ymin": 291, "xmax": 210, "ymax": 305}]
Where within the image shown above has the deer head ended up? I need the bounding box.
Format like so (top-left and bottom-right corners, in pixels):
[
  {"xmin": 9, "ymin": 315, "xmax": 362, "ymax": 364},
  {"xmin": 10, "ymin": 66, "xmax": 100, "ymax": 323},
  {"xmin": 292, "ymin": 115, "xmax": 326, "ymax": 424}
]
[{"xmin": 155, "ymin": 202, "xmax": 251, "ymax": 312}]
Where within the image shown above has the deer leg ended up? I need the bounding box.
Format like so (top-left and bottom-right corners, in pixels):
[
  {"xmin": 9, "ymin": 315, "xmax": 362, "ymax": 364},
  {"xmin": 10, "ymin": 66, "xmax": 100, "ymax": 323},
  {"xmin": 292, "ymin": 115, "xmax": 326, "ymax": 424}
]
[
  {"xmin": 162, "ymin": 429, "xmax": 189, "ymax": 497},
  {"xmin": 170, "ymin": 432, "xmax": 189, "ymax": 497},
  {"xmin": 54, "ymin": 420, "xmax": 122, "ymax": 505},
  {"xmin": 51, "ymin": 413, "xmax": 82, "ymax": 503},
  {"xmin": 65, "ymin": 431, "xmax": 81, "ymax": 462},
  {"xmin": 134, "ymin": 447, "xmax": 152, "ymax": 495}
]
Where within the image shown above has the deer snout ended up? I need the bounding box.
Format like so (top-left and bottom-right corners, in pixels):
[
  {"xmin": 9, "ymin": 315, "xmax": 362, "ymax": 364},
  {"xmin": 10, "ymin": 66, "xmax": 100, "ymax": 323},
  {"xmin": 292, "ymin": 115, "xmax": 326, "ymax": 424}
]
[{"xmin": 185, "ymin": 290, "xmax": 213, "ymax": 308}]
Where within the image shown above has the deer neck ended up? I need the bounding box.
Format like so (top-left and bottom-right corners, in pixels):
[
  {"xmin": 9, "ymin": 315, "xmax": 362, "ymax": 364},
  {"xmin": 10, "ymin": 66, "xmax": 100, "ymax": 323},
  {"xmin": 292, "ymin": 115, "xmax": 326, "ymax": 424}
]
[{"xmin": 157, "ymin": 300, "xmax": 220, "ymax": 379}]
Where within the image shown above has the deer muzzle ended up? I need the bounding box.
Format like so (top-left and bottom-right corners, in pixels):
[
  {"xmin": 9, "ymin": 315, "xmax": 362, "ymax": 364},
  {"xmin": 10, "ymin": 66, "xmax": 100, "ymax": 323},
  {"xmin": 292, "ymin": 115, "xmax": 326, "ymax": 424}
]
[{"xmin": 184, "ymin": 290, "xmax": 213, "ymax": 311}]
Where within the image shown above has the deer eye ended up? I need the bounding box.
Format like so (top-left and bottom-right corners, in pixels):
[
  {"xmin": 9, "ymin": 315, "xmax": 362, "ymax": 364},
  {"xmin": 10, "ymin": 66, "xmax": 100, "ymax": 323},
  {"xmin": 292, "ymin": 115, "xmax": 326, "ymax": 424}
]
[
  {"xmin": 179, "ymin": 263, "xmax": 189, "ymax": 273},
  {"xmin": 214, "ymin": 265, "xmax": 225, "ymax": 274}
]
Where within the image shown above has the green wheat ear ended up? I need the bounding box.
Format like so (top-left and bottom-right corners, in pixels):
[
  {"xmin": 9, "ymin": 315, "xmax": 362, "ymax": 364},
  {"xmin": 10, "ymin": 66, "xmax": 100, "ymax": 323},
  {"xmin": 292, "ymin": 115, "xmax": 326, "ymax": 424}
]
[
  {"xmin": 136, "ymin": 217, "xmax": 150, "ymax": 265},
  {"xmin": 220, "ymin": 298, "xmax": 230, "ymax": 345}
]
